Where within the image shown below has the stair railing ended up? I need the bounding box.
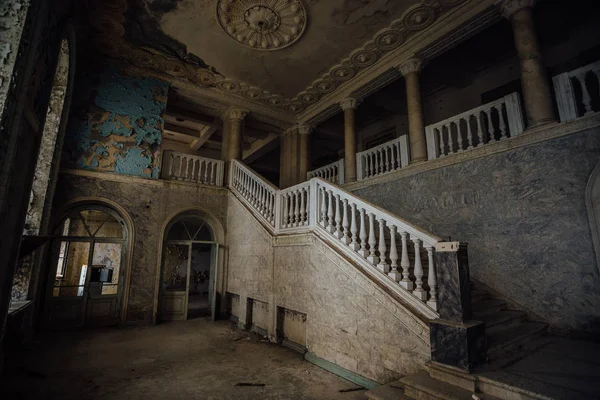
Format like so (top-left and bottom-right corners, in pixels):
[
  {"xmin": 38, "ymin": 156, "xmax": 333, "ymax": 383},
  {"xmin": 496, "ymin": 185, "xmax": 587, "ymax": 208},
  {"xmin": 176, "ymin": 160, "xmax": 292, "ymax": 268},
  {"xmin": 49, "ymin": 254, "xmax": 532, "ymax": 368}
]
[
  {"xmin": 230, "ymin": 160, "xmax": 442, "ymax": 317},
  {"xmin": 162, "ymin": 150, "xmax": 225, "ymax": 186},
  {"xmin": 307, "ymin": 159, "xmax": 344, "ymax": 185},
  {"xmin": 356, "ymin": 135, "xmax": 410, "ymax": 180},
  {"xmin": 425, "ymin": 92, "xmax": 525, "ymax": 160}
]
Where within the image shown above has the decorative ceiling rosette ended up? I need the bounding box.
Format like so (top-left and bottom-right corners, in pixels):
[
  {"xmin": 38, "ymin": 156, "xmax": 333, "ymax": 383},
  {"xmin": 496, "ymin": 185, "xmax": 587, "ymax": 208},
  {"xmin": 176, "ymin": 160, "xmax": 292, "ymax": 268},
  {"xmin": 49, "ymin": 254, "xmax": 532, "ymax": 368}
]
[
  {"xmin": 192, "ymin": 69, "xmax": 216, "ymax": 86},
  {"xmin": 216, "ymin": 0, "xmax": 308, "ymax": 50}
]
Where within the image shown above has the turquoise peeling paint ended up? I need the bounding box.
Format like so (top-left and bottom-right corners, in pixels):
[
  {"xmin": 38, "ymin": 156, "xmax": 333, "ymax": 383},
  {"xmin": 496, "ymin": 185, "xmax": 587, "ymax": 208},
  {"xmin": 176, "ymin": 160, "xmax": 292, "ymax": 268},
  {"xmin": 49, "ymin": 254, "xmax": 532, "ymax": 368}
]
[{"xmin": 64, "ymin": 66, "xmax": 169, "ymax": 178}]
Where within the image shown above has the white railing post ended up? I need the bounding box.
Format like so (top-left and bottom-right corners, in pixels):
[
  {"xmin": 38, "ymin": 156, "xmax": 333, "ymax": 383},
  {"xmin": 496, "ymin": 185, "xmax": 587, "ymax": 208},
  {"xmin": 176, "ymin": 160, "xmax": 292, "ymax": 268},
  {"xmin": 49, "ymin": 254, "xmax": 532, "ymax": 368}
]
[
  {"xmin": 399, "ymin": 134, "xmax": 410, "ymax": 167},
  {"xmin": 504, "ymin": 92, "xmax": 525, "ymax": 137}
]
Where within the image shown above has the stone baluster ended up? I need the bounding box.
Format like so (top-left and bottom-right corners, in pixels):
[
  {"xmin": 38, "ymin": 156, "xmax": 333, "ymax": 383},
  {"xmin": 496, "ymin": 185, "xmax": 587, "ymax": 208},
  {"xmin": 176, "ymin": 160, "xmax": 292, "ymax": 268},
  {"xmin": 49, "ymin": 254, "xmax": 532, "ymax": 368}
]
[
  {"xmin": 367, "ymin": 154, "xmax": 372, "ymax": 178},
  {"xmin": 377, "ymin": 219, "xmax": 389, "ymax": 273},
  {"xmin": 334, "ymin": 194, "xmax": 343, "ymax": 238},
  {"xmin": 437, "ymin": 128, "xmax": 445, "ymax": 157},
  {"xmin": 388, "ymin": 225, "xmax": 401, "ymax": 281},
  {"xmin": 320, "ymin": 187, "xmax": 327, "ymax": 227},
  {"xmin": 294, "ymin": 190, "xmax": 301, "ymax": 226},
  {"xmin": 399, "ymin": 232, "xmax": 413, "ymax": 290},
  {"xmin": 358, "ymin": 209, "xmax": 369, "ymax": 257},
  {"xmin": 486, "ymin": 108, "xmax": 495, "ymax": 143},
  {"xmin": 476, "ymin": 113, "xmax": 484, "ymax": 147},
  {"xmin": 349, "ymin": 203, "xmax": 360, "ymax": 251},
  {"xmin": 383, "ymin": 147, "xmax": 389, "ymax": 172},
  {"xmin": 205, "ymin": 161, "xmax": 211, "ymax": 184},
  {"xmin": 300, "ymin": 188, "xmax": 306, "ymax": 225},
  {"xmin": 466, "ymin": 116, "xmax": 474, "ymax": 149},
  {"xmin": 426, "ymin": 246, "xmax": 437, "ymax": 310},
  {"xmin": 395, "ymin": 143, "xmax": 402, "ymax": 169},
  {"xmin": 413, "ymin": 238, "xmax": 427, "ymax": 301},
  {"xmin": 576, "ymin": 73, "xmax": 593, "ymax": 115},
  {"xmin": 446, "ymin": 124, "xmax": 454, "ymax": 155},
  {"xmin": 327, "ymin": 190, "xmax": 335, "ymax": 233},
  {"xmin": 178, "ymin": 156, "xmax": 184, "ymax": 179},
  {"xmin": 498, "ymin": 104, "xmax": 508, "ymax": 139},
  {"xmin": 367, "ymin": 213, "xmax": 379, "ymax": 264},
  {"xmin": 341, "ymin": 199, "xmax": 350, "ymax": 244},
  {"xmin": 168, "ymin": 152, "xmax": 175, "ymax": 178},
  {"xmin": 456, "ymin": 121, "xmax": 464, "ymax": 152},
  {"xmin": 283, "ymin": 193, "xmax": 290, "ymax": 227}
]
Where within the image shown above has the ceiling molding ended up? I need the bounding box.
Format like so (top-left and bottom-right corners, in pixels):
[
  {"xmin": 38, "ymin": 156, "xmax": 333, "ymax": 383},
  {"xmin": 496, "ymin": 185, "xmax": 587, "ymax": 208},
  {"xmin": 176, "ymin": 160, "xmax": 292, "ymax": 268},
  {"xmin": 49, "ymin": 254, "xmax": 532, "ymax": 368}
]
[{"xmin": 89, "ymin": 0, "xmax": 500, "ymax": 128}]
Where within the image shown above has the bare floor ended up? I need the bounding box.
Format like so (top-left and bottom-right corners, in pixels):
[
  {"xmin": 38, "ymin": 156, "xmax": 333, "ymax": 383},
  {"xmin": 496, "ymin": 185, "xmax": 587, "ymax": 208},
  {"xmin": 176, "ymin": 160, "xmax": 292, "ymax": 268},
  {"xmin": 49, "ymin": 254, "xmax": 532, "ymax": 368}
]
[{"xmin": 1, "ymin": 318, "xmax": 366, "ymax": 400}]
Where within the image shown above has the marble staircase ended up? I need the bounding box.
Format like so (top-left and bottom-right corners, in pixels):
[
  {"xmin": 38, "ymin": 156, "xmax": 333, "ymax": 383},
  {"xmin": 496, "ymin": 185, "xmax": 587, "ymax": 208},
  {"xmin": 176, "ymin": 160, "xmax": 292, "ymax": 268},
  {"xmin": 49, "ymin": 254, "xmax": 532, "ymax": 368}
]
[{"xmin": 365, "ymin": 283, "xmax": 550, "ymax": 400}]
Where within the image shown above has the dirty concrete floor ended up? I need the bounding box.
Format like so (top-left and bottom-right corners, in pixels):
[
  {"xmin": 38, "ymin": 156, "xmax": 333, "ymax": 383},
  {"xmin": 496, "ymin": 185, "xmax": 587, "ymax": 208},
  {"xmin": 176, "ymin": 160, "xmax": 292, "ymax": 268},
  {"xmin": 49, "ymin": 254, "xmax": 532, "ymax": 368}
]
[{"xmin": 1, "ymin": 318, "xmax": 366, "ymax": 400}]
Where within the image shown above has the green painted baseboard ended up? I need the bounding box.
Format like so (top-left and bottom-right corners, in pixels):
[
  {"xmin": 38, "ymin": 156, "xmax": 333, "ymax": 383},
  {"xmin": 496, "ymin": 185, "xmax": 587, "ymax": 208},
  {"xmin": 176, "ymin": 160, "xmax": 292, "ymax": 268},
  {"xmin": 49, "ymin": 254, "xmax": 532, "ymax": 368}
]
[{"xmin": 304, "ymin": 352, "xmax": 379, "ymax": 390}]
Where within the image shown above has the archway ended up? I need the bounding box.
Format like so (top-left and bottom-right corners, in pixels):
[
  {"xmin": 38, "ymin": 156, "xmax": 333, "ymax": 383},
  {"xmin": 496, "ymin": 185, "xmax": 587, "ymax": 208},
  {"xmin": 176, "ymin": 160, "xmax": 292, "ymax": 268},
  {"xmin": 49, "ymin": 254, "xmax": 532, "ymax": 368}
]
[
  {"xmin": 45, "ymin": 204, "xmax": 130, "ymax": 329},
  {"xmin": 158, "ymin": 211, "xmax": 221, "ymax": 322}
]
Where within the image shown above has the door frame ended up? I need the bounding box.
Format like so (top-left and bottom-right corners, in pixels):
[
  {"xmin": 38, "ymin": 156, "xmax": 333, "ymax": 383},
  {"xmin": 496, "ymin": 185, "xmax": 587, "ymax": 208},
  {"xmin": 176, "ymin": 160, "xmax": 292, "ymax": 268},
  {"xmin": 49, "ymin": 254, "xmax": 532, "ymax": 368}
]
[
  {"xmin": 44, "ymin": 203, "xmax": 130, "ymax": 329},
  {"xmin": 158, "ymin": 239, "xmax": 218, "ymax": 321}
]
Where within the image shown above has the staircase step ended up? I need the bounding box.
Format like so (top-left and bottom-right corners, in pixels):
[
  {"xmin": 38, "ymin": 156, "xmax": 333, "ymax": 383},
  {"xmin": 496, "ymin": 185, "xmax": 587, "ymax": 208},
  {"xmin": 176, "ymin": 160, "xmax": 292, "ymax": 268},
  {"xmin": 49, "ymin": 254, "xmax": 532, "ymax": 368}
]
[
  {"xmin": 365, "ymin": 380, "xmax": 412, "ymax": 400},
  {"xmin": 472, "ymin": 299, "xmax": 506, "ymax": 316},
  {"xmin": 400, "ymin": 371, "xmax": 502, "ymax": 400},
  {"xmin": 478, "ymin": 310, "xmax": 528, "ymax": 333},
  {"xmin": 470, "ymin": 288, "xmax": 489, "ymax": 302},
  {"xmin": 487, "ymin": 322, "xmax": 548, "ymax": 361}
]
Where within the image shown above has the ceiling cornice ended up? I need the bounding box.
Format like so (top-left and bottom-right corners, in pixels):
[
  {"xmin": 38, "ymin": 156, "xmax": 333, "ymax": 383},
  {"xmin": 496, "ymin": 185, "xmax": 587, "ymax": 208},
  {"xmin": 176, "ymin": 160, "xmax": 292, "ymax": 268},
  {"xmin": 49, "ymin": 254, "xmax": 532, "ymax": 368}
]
[{"xmin": 90, "ymin": 0, "xmax": 501, "ymax": 127}]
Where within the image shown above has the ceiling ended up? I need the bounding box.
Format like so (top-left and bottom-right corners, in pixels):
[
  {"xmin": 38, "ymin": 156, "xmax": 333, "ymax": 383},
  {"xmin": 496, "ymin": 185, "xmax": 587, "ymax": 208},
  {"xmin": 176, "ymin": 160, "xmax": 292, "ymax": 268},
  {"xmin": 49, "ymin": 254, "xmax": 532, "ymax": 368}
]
[
  {"xmin": 89, "ymin": 0, "xmax": 484, "ymax": 119},
  {"xmin": 150, "ymin": 0, "xmax": 421, "ymax": 98}
]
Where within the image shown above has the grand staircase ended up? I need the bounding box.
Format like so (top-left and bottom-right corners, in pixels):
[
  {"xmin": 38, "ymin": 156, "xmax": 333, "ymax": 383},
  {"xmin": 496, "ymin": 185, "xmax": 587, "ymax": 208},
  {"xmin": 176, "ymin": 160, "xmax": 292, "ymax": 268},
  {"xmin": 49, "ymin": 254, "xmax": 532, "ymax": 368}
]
[
  {"xmin": 228, "ymin": 160, "xmax": 560, "ymax": 400},
  {"xmin": 365, "ymin": 283, "xmax": 550, "ymax": 400}
]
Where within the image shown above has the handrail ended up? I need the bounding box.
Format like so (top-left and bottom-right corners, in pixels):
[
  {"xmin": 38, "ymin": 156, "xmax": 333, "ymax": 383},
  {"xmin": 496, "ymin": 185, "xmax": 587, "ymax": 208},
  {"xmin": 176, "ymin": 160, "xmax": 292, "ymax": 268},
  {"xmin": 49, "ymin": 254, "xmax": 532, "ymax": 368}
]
[
  {"xmin": 356, "ymin": 135, "xmax": 410, "ymax": 180},
  {"xmin": 553, "ymin": 60, "xmax": 600, "ymax": 122},
  {"xmin": 307, "ymin": 159, "xmax": 344, "ymax": 185},
  {"xmin": 229, "ymin": 159, "xmax": 443, "ymax": 316},
  {"xmin": 162, "ymin": 150, "xmax": 225, "ymax": 186},
  {"xmin": 425, "ymin": 92, "xmax": 524, "ymax": 160}
]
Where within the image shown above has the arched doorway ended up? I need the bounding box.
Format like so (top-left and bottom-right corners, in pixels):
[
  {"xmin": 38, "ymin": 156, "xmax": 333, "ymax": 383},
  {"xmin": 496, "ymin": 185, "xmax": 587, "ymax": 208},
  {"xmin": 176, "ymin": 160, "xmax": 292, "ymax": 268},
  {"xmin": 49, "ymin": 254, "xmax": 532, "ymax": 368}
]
[
  {"xmin": 159, "ymin": 213, "xmax": 219, "ymax": 321},
  {"xmin": 45, "ymin": 205, "xmax": 129, "ymax": 329}
]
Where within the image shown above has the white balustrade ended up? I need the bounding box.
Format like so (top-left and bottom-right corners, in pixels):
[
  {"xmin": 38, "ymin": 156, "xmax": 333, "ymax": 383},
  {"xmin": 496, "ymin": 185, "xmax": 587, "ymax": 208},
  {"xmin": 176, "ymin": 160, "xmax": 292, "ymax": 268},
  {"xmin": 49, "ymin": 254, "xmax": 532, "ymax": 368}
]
[
  {"xmin": 230, "ymin": 160, "xmax": 277, "ymax": 228},
  {"xmin": 278, "ymin": 182, "xmax": 311, "ymax": 232},
  {"xmin": 162, "ymin": 150, "xmax": 225, "ymax": 186},
  {"xmin": 356, "ymin": 136, "xmax": 410, "ymax": 180},
  {"xmin": 425, "ymin": 92, "xmax": 525, "ymax": 160},
  {"xmin": 307, "ymin": 159, "xmax": 344, "ymax": 185},
  {"xmin": 553, "ymin": 60, "xmax": 600, "ymax": 122},
  {"xmin": 314, "ymin": 179, "xmax": 441, "ymax": 313},
  {"xmin": 229, "ymin": 159, "xmax": 443, "ymax": 315}
]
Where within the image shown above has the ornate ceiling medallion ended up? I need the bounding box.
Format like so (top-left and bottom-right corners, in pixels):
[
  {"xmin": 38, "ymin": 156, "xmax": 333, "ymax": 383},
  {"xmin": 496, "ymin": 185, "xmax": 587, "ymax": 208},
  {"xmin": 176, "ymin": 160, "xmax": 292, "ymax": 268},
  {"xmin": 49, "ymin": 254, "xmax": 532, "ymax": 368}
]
[{"xmin": 216, "ymin": 0, "xmax": 307, "ymax": 51}]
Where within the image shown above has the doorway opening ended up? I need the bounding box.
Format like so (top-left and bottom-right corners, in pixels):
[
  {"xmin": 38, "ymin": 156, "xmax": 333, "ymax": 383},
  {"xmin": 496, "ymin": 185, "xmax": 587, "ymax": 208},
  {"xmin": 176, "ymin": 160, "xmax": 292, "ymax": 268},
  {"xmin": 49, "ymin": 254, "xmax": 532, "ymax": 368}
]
[
  {"xmin": 159, "ymin": 213, "xmax": 218, "ymax": 321},
  {"xmin": 45, "ymin": 205, "xmax": 128, "ymax": 329}
]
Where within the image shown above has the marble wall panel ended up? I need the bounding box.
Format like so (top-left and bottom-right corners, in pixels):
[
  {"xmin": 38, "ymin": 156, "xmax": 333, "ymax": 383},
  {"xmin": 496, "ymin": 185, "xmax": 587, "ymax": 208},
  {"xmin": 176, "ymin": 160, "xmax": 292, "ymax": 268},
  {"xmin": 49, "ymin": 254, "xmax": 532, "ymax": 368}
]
[{"xmin": 354, "ymin": 128, "xmax": 600, "ymax": 334}]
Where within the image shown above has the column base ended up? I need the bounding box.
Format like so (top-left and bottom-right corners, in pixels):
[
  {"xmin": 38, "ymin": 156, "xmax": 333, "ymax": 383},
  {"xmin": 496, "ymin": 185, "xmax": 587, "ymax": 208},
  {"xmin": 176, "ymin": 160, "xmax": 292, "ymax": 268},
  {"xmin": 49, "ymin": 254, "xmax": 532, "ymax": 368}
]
[
  {"xmin": 409, "ymin": 157, "xmax": 427, "ymax": 165},
  {"xmin": 429, "ymin": 319, "xmax": 486, "ymax": 373}
]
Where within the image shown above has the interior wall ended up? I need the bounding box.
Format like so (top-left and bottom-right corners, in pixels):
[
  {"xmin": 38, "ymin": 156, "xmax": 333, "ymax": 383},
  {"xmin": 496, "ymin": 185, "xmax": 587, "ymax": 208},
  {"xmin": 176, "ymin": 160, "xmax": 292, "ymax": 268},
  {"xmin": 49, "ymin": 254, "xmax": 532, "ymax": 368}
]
[
  {"xmin": 353, "ymin": 128, "xmax": 600, "ymax": 335},
  {"xmin": 51, "ymin": 171, "xmax": 228, "ymax": 323},
  {"xmin": 225, "ymin": 194, "xmax": 430, "ymax": 383},
  {"xmin": 62, "ymin": 64, "xmax": 169, "ymax": 178}
]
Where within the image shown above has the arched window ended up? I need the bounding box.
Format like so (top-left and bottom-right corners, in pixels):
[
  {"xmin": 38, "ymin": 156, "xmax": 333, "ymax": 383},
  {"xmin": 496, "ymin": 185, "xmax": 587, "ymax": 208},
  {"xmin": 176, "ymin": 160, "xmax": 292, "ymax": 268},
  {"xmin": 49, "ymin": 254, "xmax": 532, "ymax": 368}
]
[
  {"xmin": 166, "ymin": 214, "xmax": 213, "ymax": 242},
  {"xmin": 47, "ymin": 205, "xmax": 129, "ymax": 329}
]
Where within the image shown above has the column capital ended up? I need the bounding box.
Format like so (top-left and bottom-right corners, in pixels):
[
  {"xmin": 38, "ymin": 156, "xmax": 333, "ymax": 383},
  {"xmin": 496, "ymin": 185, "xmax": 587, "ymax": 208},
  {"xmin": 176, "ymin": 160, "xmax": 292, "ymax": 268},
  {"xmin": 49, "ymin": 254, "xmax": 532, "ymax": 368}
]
[
  {"xmin": 340, "ymin": 98, "xmax": 359, "ymax": 111},
  {"xmin": 223, "ymin": 107, "xmax": 249, "ymax": 121},
  {"xmin": 397, "ymin": 58, "xmax": 423, "ymax": 76},
  {"xmin": 499, "ymin": 0, "xmax": 536, "ymax": 19},
  {"xmin": 297, "ymin": 123, "xmax": 313, "ymax": 135}
]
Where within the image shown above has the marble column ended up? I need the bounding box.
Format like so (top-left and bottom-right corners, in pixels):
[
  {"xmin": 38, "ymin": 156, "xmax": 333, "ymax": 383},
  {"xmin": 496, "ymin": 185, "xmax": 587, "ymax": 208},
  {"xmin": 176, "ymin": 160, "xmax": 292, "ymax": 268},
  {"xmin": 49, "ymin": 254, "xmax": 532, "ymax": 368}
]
[
  {"xmin": 298, "ymin": 124, "xmax": 313, "ymax": 183},
  {"xmin": 223, "ymin": 107, "xmax": 248, "ymax": 161},
  {"xmin": 340, "ymin": 98, "xmax": 359, "ymax": 183},
  {"xmin": 279, "ymin": 126, "xmax": 296, "ymax": 189},
  {"xmin": 398, "ymin": 59, "xmax": 427, "ymax": 163},
  {"xmin": 502, "ymin": 0, "xmax": 555, "ymax": 127}
]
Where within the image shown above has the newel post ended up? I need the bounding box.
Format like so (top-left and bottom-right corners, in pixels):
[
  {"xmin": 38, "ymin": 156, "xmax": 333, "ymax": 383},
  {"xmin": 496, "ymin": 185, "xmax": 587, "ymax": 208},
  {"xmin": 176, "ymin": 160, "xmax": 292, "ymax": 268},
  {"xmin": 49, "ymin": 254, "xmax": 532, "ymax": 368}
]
[{"xmin": 429, "ymin": 242, "xmax": 486, "ymax": 372}]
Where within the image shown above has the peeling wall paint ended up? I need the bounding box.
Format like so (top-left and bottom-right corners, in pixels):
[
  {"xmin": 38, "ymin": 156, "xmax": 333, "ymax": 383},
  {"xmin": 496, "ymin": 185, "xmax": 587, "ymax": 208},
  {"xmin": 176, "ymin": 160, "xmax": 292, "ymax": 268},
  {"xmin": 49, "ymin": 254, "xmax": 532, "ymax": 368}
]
[{"xmin": 63, "ymin": 66, "xmax": 168, "ymax": 178}]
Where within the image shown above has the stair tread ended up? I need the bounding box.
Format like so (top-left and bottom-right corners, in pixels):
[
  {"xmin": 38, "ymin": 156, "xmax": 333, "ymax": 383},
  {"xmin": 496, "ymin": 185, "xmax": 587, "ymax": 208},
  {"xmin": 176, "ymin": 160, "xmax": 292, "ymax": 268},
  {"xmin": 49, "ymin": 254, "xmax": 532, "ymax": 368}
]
[
  {"xmin": 365, "ymin": 380, "xmax": 411, "ymax": 400},
  {"xmin": 472, "ymin": 298, "xmax": 506, "ymax": 312},
  {"xmin": 488, "ymin": 321, "xmax": 548, "ymax": 354},
  {"xmin": 401, "ymin": 371, "xmax": 502, "ymax": 400},
  {"xmin": 476, "ymin": 310, "xmax": 526, "ymax": 328}
]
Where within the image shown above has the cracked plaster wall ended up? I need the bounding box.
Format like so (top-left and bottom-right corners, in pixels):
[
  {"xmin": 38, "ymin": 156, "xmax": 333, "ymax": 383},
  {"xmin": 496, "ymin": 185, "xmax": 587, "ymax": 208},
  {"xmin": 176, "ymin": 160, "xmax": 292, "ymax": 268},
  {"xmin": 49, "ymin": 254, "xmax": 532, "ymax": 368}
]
[
  {"xmin": 354, "ymin": 129, "xmax": 600, "ymax": 335},
  {"xmin": 226, "ymin": 194, "xmax": 430, "ymax": 383},
  {"xmin": 63, "ymin": 65, "xmax": 168, "ymax": 179}
]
